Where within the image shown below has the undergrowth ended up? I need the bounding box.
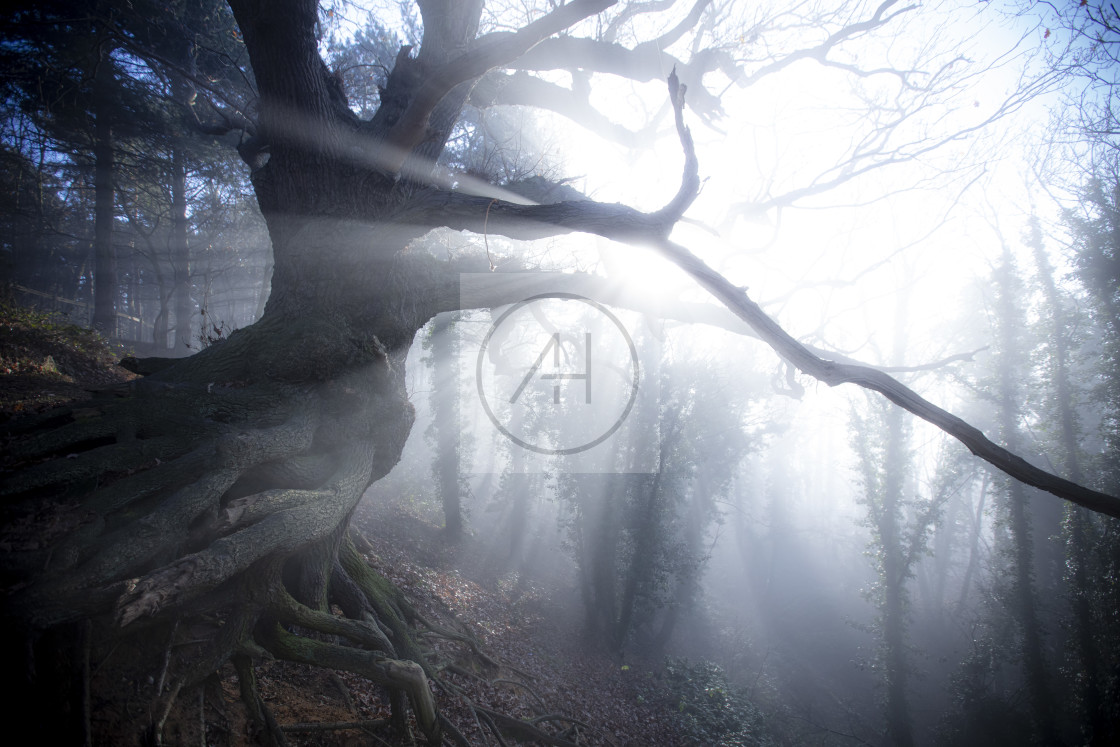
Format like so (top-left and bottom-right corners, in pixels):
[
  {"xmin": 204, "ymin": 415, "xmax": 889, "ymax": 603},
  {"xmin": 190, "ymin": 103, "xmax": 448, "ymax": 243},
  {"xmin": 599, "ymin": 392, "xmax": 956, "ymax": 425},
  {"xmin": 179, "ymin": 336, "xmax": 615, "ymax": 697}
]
[
  {"xmin": 0, "ymin": 290, "xmax": 134, "ymax": 418},
  {"xmin": 652, "ymin": 658, "xmax": 777, "ymax": 747}
]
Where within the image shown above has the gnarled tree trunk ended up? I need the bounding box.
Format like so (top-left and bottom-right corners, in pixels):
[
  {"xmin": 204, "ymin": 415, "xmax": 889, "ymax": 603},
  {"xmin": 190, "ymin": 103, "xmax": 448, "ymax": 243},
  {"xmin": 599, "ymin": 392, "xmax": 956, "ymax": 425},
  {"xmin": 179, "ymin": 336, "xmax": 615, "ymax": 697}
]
[{"xmin": 2, "ymin": 2, "xmax": 627, "ymax": 742}]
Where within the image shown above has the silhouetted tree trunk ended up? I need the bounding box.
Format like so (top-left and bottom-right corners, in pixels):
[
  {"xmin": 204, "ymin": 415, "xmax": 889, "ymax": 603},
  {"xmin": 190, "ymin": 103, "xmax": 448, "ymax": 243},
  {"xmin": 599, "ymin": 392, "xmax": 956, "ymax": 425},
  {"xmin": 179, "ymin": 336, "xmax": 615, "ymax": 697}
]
[
  {"xmin": 957, "ymin": 472, "xmax": 988, "ymax": 609},
  {"xmin": 170, "ymin": 143, "xmax": 193, "ymax": 349},
  {"xmin": 615, "ymin": 473, "xmax": 662, "ymax": 649},
  {"xmin": 1028, "ymin": 218, "xmax": 1106, "ymax": 739},
  {"xmin": 993, "ymin": 247, "xmax": 1061, "ymax": 745},
  {"xmin": 576, "ymin": 476, "xmax": 622, "ymax": 639},
  {"xmin": 429, "ymin": 312, "xmax": 462, "ymax": 538},
  {"xmin": 880, "ymin": 404, "xmax": 915, "ymax": 747},
  {"xmin": 649, "ymin": 463, "xmax": 715, "ymax": 654},
  {"xmin": 91, "ymin": 39, "xmax": 118, "ymax": 335}
]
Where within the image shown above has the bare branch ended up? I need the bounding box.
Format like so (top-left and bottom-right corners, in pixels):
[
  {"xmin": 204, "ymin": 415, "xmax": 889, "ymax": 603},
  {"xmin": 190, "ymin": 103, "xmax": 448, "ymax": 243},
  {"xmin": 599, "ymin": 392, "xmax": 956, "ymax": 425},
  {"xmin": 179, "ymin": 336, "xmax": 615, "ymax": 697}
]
[
  {"xmin": 468, "ymin": 71, "xmax": 651, "ymax": 147},
  {"xmin": 504, "ymin": 34, "xmax": 727, "ymax": 120},
  {"xmin": 380, "ymin": 0, "xmax": 616, "ymax": 173},
  {"xmin": 650, "ymin": 237, "xmax": 1120, "ymax": 519},
  {"xmin": 737, "ymin": 0, "xmax": 916, "ymax": 88},
  {"xmin": 403, "ymin": 69, "xmax": 697, "ymax": 240},
  {"xmin": 604, "ymin": 0, "xmax": 681, "ymax": 42}
]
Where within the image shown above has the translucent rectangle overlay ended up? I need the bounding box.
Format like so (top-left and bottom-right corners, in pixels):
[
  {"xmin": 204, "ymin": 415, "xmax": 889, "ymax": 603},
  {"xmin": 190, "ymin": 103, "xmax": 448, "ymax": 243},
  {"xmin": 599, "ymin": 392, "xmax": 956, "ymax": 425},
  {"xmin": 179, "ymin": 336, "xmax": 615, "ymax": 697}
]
[{"xmin": 459, "ymin": 273, "xmax": 660, "ymax": 474}]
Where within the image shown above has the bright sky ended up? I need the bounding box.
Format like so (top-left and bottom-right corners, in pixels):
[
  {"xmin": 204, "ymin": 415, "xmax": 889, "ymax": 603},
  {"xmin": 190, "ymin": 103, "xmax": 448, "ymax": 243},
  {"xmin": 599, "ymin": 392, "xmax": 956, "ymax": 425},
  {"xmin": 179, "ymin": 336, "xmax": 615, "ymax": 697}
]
[
  {"xmin": 354, "ymin": 0, "xmax": 1080, "ymax": 512},
  {"xmin": 553, "ymin": 0, "xmax": 1061, "ymax": 362}
]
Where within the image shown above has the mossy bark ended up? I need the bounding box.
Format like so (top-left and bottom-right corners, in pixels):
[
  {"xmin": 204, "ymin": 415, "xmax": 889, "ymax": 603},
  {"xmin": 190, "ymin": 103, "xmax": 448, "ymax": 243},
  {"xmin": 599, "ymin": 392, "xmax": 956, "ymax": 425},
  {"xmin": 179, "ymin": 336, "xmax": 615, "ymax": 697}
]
[{"xmin": 0, "ymin": 211, "xmax": 468, "ymax": 741}]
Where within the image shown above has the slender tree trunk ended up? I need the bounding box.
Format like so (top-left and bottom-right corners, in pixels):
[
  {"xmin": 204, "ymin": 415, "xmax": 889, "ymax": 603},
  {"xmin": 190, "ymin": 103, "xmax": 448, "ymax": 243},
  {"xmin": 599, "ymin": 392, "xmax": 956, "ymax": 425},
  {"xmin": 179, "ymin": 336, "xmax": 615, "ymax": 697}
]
[
  {"xmin": 650, "ymin": 468, "xmax": 710, "ymax": 654},
  {"xmin": 860, "ymin": 286, "xmax": 917, "ymax": 747},
  {"xmin": 881, "ymin": 404, "xmax": 915, "ymax": 747},
  {"xmin": 505, "ymin": 473, "xmax": 530, "ymax": 564},
  {"xmin": 1029, "ymin": 222, "xmax": 1103, "ymax": 738},
  {"xmin": 930, "ymin": 488, "xmax": 956, "ymax": 614},
  {"xmin": 171, "ymin": 143, "xmax": 193, "ymax": 349},
  {"xmin": 958, "ymin": 473, "xmax": 988, "ymax": 609},
  {"xmin": 577, "ymin": 476, "xmax": 621, "ymax": 640},
  {"xmin": 430, "ymin": 312, "xmax": 462, "ymax": 538},
  {"xmin": 615, "ymin": 473, "xmax": 661, "ymax": 650},
  {"xmin": 153, "ymin": 291, "xmax": 171, "ymax": 349},
  {"xmin": 994, "ymin": 249, "xmax": 1061, "ymax": 745},
  {"xmin": 91, "ymin": 41, "xmax": 117, "ymax": 335}
]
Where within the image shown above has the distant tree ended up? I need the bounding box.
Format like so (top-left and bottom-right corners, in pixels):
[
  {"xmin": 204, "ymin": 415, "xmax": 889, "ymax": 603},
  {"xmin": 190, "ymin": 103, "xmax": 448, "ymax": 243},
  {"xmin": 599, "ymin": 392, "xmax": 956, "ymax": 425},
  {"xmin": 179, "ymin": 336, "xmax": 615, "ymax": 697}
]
[
  {"xmin": 1064, "ymin": 176, "xmax": 1120, "ymax": 481},
  {"xmin": 849, "ymin": 289, "xmax": 957, "ymax": 747},
  {"xmin": 563, "ymin": 353, "xmax": 759, "ymax": 651},
  {"xmin": 1054, "ymin": 182, "xmax": 1120, "ymax": 742},
  {"xmin": 0, "ymin": 134, "xmax": 74, "ymax": 294},
  {"xmin": 426, "ymin": 311, "xmax": 464, "ymax": 537},
  {"xmin": 989, "ymin": 246, "xmax": 1061, "ymax": 743},
  {"xmin": 0, "ymin": 1, "xmax": 130, "ymax": 330},
  {"xmin": 1, "ymin": 0, "xmax": 257, "ymax": 343}
]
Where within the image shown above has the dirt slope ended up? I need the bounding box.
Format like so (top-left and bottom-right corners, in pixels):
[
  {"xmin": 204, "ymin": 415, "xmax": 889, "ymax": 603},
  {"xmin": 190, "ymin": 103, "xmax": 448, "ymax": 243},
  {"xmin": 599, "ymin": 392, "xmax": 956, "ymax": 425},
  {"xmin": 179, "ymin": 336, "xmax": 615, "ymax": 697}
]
[{"xmin": 0, "ymin": 298, "xmax": 137, "ymax": 420}]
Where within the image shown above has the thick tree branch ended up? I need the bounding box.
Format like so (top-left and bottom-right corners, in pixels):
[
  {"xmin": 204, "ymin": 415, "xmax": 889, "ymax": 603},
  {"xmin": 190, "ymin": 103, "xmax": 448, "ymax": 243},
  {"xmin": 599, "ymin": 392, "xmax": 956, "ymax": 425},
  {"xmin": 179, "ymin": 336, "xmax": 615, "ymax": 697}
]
[
  {"xmin": 503, "ymin": 0, "xmax": 913, "ymax": 126},
  {"xmin": 507, "ymin": 35, "xmax": 726, "ymax": 119},
  {"xmin": 401, "ymin": 68, "xmax": 696, "ymax": 242},
  {"xmin": 427, "ymin": 256, "xmax": 981, "ymax": 376},
  {"xmin": 431, "ymin": 217, "xmax": 1120, "ymax": 516},
  {"xmin": 380, "ymin": 0, "xmax": 616, "ymax": 173},
  {"xmin": 405, "ymin": 189, "xmax": 666, "ymax": 243},
  {"xmin": 660, "ymin": 65, "xmax": 700, "ymax": 219},
  {"xmin": 227, "ymin": 0, "xmax": 339, "ymax": 138},
  {"xmin": 468, "ymin": 71, "xmax": 650, "ymax": 147},
  {"xmin": 649, "ymin": 237, "xmax": 1120, "ymax": 518}
]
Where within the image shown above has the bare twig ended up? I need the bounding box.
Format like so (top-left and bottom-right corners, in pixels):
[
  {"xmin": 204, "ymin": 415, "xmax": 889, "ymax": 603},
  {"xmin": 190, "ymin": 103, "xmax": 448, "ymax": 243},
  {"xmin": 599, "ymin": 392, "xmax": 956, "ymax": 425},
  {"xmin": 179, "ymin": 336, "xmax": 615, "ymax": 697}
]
[{"xmin": 154, "ymin": 618, "xmax": 180, "ymax": 697}]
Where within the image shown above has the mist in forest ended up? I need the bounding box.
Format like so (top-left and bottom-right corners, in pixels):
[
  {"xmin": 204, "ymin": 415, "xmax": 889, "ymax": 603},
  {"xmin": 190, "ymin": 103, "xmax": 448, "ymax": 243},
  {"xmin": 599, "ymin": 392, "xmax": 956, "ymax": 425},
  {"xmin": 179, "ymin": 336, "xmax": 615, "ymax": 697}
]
[{"xmin": 362, "ymin": 256, "xmax": 1119, "ymax": 745}]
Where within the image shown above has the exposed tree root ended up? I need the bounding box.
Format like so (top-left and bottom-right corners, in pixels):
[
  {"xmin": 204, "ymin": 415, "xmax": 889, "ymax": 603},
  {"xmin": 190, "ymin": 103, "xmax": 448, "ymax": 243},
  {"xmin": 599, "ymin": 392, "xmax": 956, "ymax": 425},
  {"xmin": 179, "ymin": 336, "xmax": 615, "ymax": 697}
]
[
  {"xmin": 438, "ymin": 713, "xmax": 475, "ymax": 747},
  {"xmin": 263, "ymin": 624, "xmax": 441, "ymax": 742},
  {"xmin": 492, "ymin": 678, "xmax": 548, "ymax": 712},
  {"xmin": 3, "ymin": 303, "xmax": 612, "ymax": 744}
]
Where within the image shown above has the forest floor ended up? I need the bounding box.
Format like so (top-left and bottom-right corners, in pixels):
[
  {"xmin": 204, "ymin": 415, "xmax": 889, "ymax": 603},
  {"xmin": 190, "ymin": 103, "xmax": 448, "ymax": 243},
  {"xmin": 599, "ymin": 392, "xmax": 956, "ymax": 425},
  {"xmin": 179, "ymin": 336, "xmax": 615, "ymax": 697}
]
[
  {"xmin": 0, "ymin": 296, "xmax": 137, "ymax": 419},
  {"xmin": 133, "ymin": 501, "xmax": 687, "ymax": 746},
  {"xmin": 0, "ymin": 299, "xmax": 688, "ymax": 746}
]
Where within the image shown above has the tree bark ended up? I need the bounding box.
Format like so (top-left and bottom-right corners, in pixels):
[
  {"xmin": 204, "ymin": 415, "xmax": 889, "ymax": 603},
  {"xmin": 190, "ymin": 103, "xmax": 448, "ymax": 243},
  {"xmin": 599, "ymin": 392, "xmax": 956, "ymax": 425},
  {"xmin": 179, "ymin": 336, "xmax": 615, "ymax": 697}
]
[
  {"xmin": 430, "ymin": 312, "xmax": 462, "ymax": 538},
  {"xmin": 171, "ymin": 142, "xmax": 193, "ymax": 350},
  {"xmin": 92, "ymin": 40, "xmax": 118, "ymax": 336}
]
